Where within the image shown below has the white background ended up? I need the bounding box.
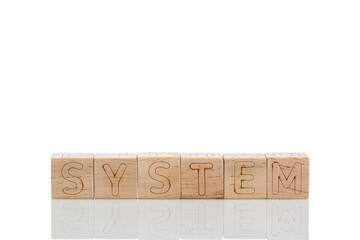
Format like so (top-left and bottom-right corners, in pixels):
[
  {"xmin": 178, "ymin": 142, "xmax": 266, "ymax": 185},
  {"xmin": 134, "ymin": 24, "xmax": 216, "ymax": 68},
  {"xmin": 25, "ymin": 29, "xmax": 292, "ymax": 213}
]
[{"xmin": 0, "ymin": 0, "xmax": 359, "ymax": 239}]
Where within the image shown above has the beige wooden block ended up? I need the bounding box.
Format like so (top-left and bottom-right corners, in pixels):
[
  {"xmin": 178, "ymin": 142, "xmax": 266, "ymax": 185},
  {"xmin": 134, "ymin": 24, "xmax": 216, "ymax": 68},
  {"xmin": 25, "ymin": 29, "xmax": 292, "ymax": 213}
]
[
  {"xmin": 51, "ymin": 153, "xmax": 94, "ymax": 199},
  {"xmin": 138, "ymin": 152, "xmax": 180, "ymax": 199},
  {"xmin": 181, "ymin": 153, "xmax": 223, "ymax": 199},
  {"xmin": 94, "ymin": 153, "xmax": 137, "ymax": 199},
  {"xmin": 266, "ymin": 153, "xmax": 309, "ymax": 199},
  {"xmin": 224, "ymin": 153, "xmax": 266, "ymax": 199}
]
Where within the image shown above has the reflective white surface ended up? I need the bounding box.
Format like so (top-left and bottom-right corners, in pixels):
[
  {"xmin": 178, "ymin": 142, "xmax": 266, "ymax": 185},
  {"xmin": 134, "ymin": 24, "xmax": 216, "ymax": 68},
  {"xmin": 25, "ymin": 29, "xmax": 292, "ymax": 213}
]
[
  {"xmin": 52, "ymin": 199, "xmax": 309, "ymax": 239},
  {"xmin": 2, "ymin": 0, "xmax": 360, "ymax": 239}
]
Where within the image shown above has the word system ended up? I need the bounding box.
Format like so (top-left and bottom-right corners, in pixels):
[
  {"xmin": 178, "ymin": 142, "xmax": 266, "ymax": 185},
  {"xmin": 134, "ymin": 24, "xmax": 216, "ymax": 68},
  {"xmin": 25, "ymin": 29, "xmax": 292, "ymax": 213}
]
[{"xmin": 51, "ymin": 153, "xmax": 309, "ymax": 199}]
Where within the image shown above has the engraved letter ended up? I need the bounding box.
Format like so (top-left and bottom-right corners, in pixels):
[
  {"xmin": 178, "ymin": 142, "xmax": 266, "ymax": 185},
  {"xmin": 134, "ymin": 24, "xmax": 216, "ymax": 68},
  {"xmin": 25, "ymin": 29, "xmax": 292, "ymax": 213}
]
[
  {"xmin": 148, "ymin": 161, "xmax": 171, "ymax": 194},
  {"xmin": 103, "ymin": 163, "xmax": 127, "ymax": 197},
  {"xmin": 190, "ymin": 163, "xmax": 213, "ymax": 196},
  {"xmin": 61, "ymin": 162, "xmax": 84, "ymax": 195},
  {"xmin": 272, "ymin": 162, "xmax": 302, "ymax": 195},
  {"xmin": 234, "ymin": 161, "xmax": 255, "ymax": 194}
]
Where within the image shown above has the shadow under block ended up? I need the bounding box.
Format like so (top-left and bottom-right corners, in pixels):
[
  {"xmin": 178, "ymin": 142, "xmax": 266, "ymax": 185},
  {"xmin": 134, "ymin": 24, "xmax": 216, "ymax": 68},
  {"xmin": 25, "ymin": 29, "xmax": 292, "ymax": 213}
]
[
  {"xmin": 224, "ymin": 153, "xmax": 266, "ymax": 199},
  {"xmin": 51, "ymin": 153, "xmax": 94, "ymax": 199},
  {"xmin": 181, "ymin": 153, "xmax": 224, "ymax": 199},
  {"xmin": 138, "ymin": 152, "xmax": 180, "ymax": 199},
  {"xmin": 266, "ymin": 153, "xmax": 309, "ymax": 199},
  {"xmin": 94, "ymin": 153, "xmax": 137, "ymax": 199}
]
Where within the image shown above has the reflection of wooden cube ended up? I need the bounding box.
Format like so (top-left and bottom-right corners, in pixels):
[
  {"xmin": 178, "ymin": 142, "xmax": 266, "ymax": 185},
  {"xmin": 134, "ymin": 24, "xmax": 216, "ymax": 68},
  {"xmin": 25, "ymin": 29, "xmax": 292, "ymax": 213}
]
[
  {"xmin": 267, "ymin": 200, "xmax": 309, "ymax": 239},
  {"xmin": 224, "ymin": 199, "xmax": 267, "ymax": 238},
  {"xmin": 224, "ymin": 153, "xmax": 266, "ymax": 199},
  {"xmin": 181, "ymin": 153, "xmax": 223, "ymax": 199},
  {"xmin": 138, "ymin": 153, "xmax": 180, "ymax": 199},
  {"xmin": 266, "ymin": 153, "xmax": 309, "ymax": 199},
  {"xmin": 138, "ymin": 199, "xmax": 180, "ymax": 239},
  {"xmin": 51, "ymin": 199, "xmax": 93, "ymax": 238},
  {"xmin": 51, "ymin": 153, "xmax": 94, "ymax": 199},
  {"xmin": 94, "ymin": 153, "xmax": 137, "ymax": 199},
  {"xmin": 94, "ymin": 199, "xmax": 137, "ymax": 239},
  {"xmin": 181, "ymin": 200, "xmax": 223, "ymax": 239}
]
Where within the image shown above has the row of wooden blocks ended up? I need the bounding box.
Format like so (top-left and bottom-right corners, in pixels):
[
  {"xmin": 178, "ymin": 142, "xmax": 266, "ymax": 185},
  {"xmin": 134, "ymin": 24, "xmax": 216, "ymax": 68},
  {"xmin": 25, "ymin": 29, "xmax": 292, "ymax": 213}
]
[{"xmin": 51, "ymin": 152, "xmax": 309, "ymax": 199}]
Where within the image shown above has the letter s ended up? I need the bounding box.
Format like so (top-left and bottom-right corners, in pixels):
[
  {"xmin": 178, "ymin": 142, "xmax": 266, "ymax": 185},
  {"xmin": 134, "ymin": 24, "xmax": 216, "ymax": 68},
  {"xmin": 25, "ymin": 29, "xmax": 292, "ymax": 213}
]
[
  {"xmin": 61, "ymin": 162, "xmax": 84, "ymax": 195},
  {"xmin": 148, "ymin": 161, "xmax": 171, "ymax": 194}
]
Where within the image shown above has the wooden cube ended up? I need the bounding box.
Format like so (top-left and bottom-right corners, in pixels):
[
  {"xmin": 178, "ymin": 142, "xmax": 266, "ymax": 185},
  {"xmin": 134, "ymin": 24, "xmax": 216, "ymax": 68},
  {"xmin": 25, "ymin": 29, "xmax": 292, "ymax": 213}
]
[
  {"xmin": 266, "ymin": 153, "xmax": 309, "ymax": 199},
  {"xmin": 94, "ymin": 153, "xmax": 137, "ymax": 199},
  {"xmin": 224, "ymin": 153, "xmax": 266, "ymax": 199},
  {"xmin": 138, "ymin": 152, "xmax": 180, "ymax": 199},
  {"xmin": 181, "ymin": 153, "xmax": 223, "ymax": 199},
  {"xmin": 51, "ymin": 153, "xmax": 94, "ymax": 199}
]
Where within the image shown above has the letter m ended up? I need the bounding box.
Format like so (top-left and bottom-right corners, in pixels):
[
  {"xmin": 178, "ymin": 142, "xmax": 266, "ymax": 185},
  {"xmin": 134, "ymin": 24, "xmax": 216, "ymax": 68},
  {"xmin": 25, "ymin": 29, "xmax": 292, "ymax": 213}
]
[{"xmin": 272, "ymin": 162, "xmax": 302, "ymax": 195}]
